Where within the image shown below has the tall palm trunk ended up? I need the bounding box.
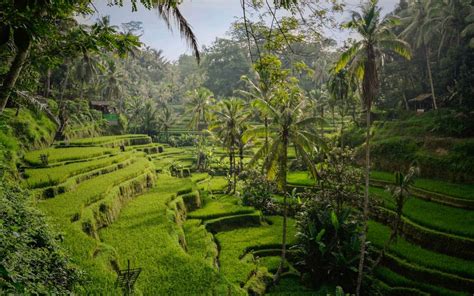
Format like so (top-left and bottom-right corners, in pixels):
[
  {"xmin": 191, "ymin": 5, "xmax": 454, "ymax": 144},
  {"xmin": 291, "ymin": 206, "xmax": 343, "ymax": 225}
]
[
  {"xmin": 0, "ymin": 43, "xmax": 31, "ymax": 113},
  {"xmin": 229, "ymin": 145, "xmax": 234, "ymax": 193},
  {"xmin": 275, "ymin": 129, "xmax": 289, "ymax": 283},
  {"xmin": 424, "ymin": 46, "xmax": 438, "ymax": 110},
  {"xmin": 239, "ymin": 144, "xmax": 244, "ymax": 173},
  {"xmin": 44, "ymin": 68, "xmax": 51, "ymax": 98},
  {"xmin": 356, "ymin": 45, "xmax": 377, "ymax": 296}
]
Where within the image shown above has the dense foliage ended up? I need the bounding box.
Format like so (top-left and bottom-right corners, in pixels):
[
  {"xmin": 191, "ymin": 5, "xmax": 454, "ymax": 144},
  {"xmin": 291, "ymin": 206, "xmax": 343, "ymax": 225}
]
[{"xmin": 0, "ymin": 182, "xmax": 80, "ymax": 294}]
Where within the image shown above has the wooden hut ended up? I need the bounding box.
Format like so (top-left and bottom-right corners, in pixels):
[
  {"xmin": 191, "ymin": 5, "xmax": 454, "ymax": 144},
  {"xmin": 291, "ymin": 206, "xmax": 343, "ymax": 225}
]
[{"xmin": 409, "ymin": 93, "xmax": 433, "ymax": 112}]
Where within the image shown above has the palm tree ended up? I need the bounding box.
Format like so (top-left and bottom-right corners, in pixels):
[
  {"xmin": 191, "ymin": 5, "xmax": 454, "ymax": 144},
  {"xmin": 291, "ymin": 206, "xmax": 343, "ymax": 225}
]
[
  {"xmin": 0, "ymin": 0, "xmax": 200, "ymax": 114},
  {"xmin": 238, "ymin": 74, "xmax": 275, "ymax": 171},
  {"xmin": 157, "ymin": 105, "xmax": 176, "ymax": 141},
  {"xmin": 185, "ymin": 87, "xmax": 214, "ymax": 130},
  {"xmin": 328, "ymin": 68, "xmax": 357, "ymax": 147},
  {"xmin": 102, "ymin": 61, "xmax": 126, "ymax": 110},
  {"xmin": 140, "ymin": 100, "xmax": 159, "ymax": 136},
  {"xmin": 400, "ymin": 0, "xmax": 439, "ymax": 109},
  {"xmin": 210, "ymin": 98, "xmax": 249, "ymax": 193},
  {"xmin": 245, "ymin": 84, "xmax": 326, "ymax": 283},
  {"xmin": 335, "ymin": 1, "xmax": 411, "ymax": 294}
]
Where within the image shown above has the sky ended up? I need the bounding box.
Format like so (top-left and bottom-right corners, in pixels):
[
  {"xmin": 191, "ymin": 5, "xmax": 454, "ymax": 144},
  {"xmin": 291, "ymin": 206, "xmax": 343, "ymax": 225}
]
[{"xmin": 80, "ymin": 0, "xmax": 399, "ymax": 61}]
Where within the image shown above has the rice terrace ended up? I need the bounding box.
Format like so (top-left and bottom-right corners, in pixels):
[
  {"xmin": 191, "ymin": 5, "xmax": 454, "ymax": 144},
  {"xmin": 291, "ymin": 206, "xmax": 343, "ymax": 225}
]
[{"xmin": 1, "ymin": 0, "xmax": 474, "ymax": 295}]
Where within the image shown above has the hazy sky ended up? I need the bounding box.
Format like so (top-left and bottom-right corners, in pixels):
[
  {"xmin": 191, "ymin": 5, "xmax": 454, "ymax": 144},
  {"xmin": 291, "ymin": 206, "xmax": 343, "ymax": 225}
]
[{"xmin": 80, "ymin": 0, "xmax": 399, "ymax": 61}]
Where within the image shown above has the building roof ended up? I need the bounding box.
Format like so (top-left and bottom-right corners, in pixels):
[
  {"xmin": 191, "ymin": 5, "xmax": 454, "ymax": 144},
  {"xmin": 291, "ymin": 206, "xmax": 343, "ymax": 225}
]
[
  {"xmin": 409, "ymin": 93, "xmax": 432, "ymax": 102},
  {"xmin": 90, "ymin": 101, "xmax": 112, "ymax": 106}
]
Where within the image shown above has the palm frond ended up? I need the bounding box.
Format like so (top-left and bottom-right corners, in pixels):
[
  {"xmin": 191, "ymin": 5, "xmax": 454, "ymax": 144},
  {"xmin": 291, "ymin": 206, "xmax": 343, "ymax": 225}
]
[{"xmin": 156, "ymin": 2, "xmax": 200, "ymax": 63}]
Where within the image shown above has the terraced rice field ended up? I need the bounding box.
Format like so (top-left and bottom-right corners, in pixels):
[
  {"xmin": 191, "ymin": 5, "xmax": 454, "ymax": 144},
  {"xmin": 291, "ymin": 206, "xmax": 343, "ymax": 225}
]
[
  {"xmin": 23, "ymin": 134, "xmax": 474, "ymax": 295},
  {"xmin": 26, "ymin": 135, "xmax": 306, "ymax": 294},
  {"xmin": 285, "ymin": 170, "xmax": 474, "ymax": 295}
]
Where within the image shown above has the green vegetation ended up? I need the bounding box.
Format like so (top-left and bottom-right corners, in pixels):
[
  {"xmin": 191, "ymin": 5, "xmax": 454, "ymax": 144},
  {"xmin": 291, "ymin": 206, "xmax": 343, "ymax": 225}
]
[
  {"xmin": 2, "ymin": 0, "xmax": 474, "ymax": 294},
  {"xmin": 371, "ymin": 187, "xmax": 474, "ymax": 238},
  {"xmin": 368, "ymin": 221, "xmax": 474, "ymax": 279},
  {"xmin": 24, "ymin": 147, "xmax": 115, "ymax": 166},
  {"xmin": 371, "ymin": 170, "xmax": 474, "ymax": 200}
]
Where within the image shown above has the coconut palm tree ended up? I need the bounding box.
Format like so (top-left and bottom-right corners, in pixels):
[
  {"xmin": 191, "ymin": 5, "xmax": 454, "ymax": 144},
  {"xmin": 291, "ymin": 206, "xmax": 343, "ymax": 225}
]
[
  {"xmin": 328, "ymin": 68, "xmax": 357, "ymax": 147},
  {"xmin": 157, "ymin": 105, "xmax": 176, "ymax": 141},
  {"xmin": 210, "ymin": 98, "xmax": 249, "ymax": 193},
  {"xmin": 400, "ymin": 0, "xmax": 439, "ymax": 109},
  {"xmin": 245, "ymin": 83, "xmax": 326, "ymax": 282},
  {"xmin": 238, "ymin": 74, "xmax": 276, "ymax": 165},
  {"xmin": 185, "ymin": 87, "xmax": 215, "ymax": 130},
  {"xmin": 0, "ymin": 0, "xmax": 200, "ymax": 114},
  {"xmin": 334, "ymin": 1, "xmax": 411, "ymax": 294}
]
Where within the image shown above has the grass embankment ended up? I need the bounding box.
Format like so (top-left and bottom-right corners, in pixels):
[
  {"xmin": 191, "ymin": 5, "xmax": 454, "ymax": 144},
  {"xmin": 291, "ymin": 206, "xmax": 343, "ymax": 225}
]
[
  {"xmin": 24, "ymin": 147, "xmax": 116, "ymax": 166},
  {"xmin": 58, "ymin": 134, "xmax": 151, "ymax": 147},
  {"xmin": 100, "ymin": 174, "xmax": 239, "ymax": 295},
  {"xmin": 368, "ymin": 221, "xmax": 474, "ymax": 279},
  {"xmin": 370, "ymin": 187, "xmax": 474, "ymax": 238},
  {"xmin": 216, "ymin": 216, "xmax": 297, "ymax": 291},
  {"xmin": 371, "ymin": 170, "xmax": 474, "ymax": 200},
  {"xmin": 37, "ymin": 156, "xmax": 155, "ymax": 293},
  {"xmin": 24, "ymin": 152, "xmax": 135, "ymax": 188}
]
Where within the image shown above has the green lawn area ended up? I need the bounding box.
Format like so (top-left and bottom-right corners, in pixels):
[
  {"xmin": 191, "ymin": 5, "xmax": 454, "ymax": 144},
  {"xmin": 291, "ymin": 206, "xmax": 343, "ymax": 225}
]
[
  {"xmin": 370, "ymin": 187, "xmax": 474, "ymax": 238},
  {"xmin": 371, "ymin": 170, "xmax": 474, "ymax": 200},
  {"xmin": 287, "ymin": 171, "xmax": 316, "ymax": 186},
  {"xmin": 368, "ymin": 221, "xmax": 474, "ymax": 279},
  {"xmin": 24, "ymin": 146, "xmax": 116, "ymax": 166}
]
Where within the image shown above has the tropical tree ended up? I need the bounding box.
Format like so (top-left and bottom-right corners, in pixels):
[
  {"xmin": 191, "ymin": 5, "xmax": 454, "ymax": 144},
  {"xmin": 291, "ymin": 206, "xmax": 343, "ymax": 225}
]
[
  {"xmin": 238, "ymin": 55, "xmax": 289, "ymax": 167},
  {"xmin": 327, "ymin": 69, "xmax": 357, "ymax": 147},
  {"xmin": 400, "ymin": 0, "xmax": 439, "ymax": 109},
  {"xmin": 157, "ymin": 105, "xmax": 176, "ymax": 141},
  {"xmin": 334, "ymin": 1, "xmax": 411, "ymax": 294},
  {"xmin": 0, "ymin": 0, "xmax": 200, "ymax": 114},
  {"xmin": 371, "ymin": 165, "xmax": 419, "ymax": 270},
  {"xmin": 185, "ymin": 87, "xmax": 214, "ymax": 130},
  {"xmin": 246, "ymin": 78, "xmax": 326, "ymax": 282},
  {"xmin": 210, "ymin": 98, "xmax": 249, "ymax": 193},
  {"xmin": 140, "ymin": 100, "xmax": 159, "ymax": 136},
  {"xmin": 102, "ymin": 60, "xmax": 126, "ymax": 109}
]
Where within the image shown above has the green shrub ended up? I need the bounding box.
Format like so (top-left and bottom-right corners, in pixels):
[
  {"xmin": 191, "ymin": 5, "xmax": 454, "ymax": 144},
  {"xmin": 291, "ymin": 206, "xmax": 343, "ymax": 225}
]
[
  {"xmin": 241, "ymin": 170, "xmax": 279, "ymax": 215},
  {"xmin": 293, "ymin": 200, "xmax": 362, "ymax": 292},
  {"xmin": 0, "ymin": 182, "xmax": 81, "ymax": 294}
]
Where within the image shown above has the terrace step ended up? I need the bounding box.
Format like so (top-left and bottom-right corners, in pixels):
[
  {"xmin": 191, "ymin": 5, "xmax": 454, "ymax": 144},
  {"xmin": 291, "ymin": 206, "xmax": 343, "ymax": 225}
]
[
  {"xmin": 34, "ymin": 156, "xmax": 139, "ymax": 199},
  {"xmin": 371, "ymin": 179, "xmax": 474, "ymax": 210},
  {"xmin": 381, "ymin": 253, "xmax": 474, "ymax": 293},
  {"xmin": 371, "ymin": 207, "xmax": 474, "ymax": 260},
  {"xmin": 374, "ymin": 266, "xmax": 467, "ymax": 296},
  {"xmin": 57, "ymin": 134, "xmax": 152, "ymax": 147},
  {"xmin": 204, "ymin": 212, "xmax": 263, "ymax": 233}
]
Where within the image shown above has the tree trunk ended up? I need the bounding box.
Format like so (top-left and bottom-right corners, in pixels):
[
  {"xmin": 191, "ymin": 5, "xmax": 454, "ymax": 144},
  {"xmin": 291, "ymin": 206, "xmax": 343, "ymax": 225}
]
[
  {"xmin": 232, "ymin": 145, "xmax": 237, "ymax": 193},
  {"xmin": 274, "ymin": 129, "xmax": 289, "ymax": 283},
  {"xmin": 402, "ymin": 92, "xmax": 409, "ymax": 111},
  {"xmin": 340, "ymin": 116, "xmax": 344, "ymax": 148},
  {"xmin": 425, "ymin": 46, "xmax": 438, "ymax": 110},
  {"xmin": 239, "ymin": 144, "xmax": 244, "ymax": 173},
  {"xmin": 357, "ymin": 44, "xmax": 377, "ymax": 296},
  {"xmin": 228, "ymin": 146, "xmax": 234, "ymax": 193},
  {"xmin": 44, "ymin": 68, "xmax": 51, "ymax": 97},
  {"xmin": 0, "ymin": 43, "xmax": 31, "ymax": 114},
  {"xmin": 356, "ymin": 106, "xmax": 371, "ymax": 296}
]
